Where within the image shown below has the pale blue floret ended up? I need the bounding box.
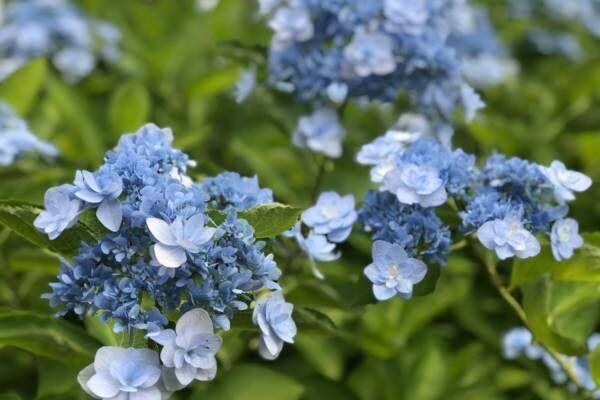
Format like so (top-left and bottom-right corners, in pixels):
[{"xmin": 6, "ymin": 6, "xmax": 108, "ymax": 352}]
[
  {"xmin": 201, "ymin": 172, "xmax": 273, "ymax": 211},
  {"xmin": 34, "ymin": 185, "xmax": 81, "ymax": 240},
  {"xmin": 268, "ymin": 5, "xmax": 314, "ymax": 50},
  {"xmin": 297, "ymin": 232, "xmax": 340, "ymax": 262},
  {"xmin": 302, "ymin": 191, "xmax": 357, "ymax": 243},
  {"xmin": 148, "ymin": 308, "xmax": 222, "ymax": 386},
  {"xmin": 252, "ymin": 291, "xmax": 297, "ymax": 360},
  {"xmin": 383, "ymin": 0, "xmax": 429, "ymax": 34},
  {"xmin": 233, "ymin": 65, "xmax": 256, "ymax": 103},
  {"xmin": 539, "ymin": 160, "xmax": 592, "ymax": 203},
  {"xmin": 364, "ymin": 240, "xmax": 427, "ymax": 301},
  {"xmin": 147, "ymin": 214, "xmax": 216, "ymax": 268},
  {"xmin": 0, "ymin": 100, "xmax": 58, "ymax": 165},
  {"xmin": 477, "ymin": 214, "xmax": 541, "ymax": 260},
  {"xmin": 293, "ymin": 108, "xmax": 346, "ymax": 158},
  {"xmin": 77, "ymin": 346, "xmax": 164, "ymax": 400},
  {"xmin": 550, "ymin": 218, "xmax": 583, "ymax": 261},
  {"xmin": 502, "ymin": 327, "xmax": 544, "ymax": 360},
  {"xmin": 74, "ymin": 170, "xmax": 124, "ymax": 232},
  {"xmin": 343, "ymin": 32, "xmax": 396, "ymax": 78},
  {"xmin": 382, "ymin": 163, "xmax": 448, "ymax": 208}
]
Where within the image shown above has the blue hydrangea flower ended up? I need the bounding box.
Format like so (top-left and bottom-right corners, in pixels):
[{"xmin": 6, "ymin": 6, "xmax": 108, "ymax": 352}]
[
  {"xmin": 201, "ymin": 172, "xmax": 273, "ymax": 211},
  {"xmin": 0, "ymin": 100, "xmax": 58, "ymax": 165},
  {"xmin": 0, "ymin": 0, "xmax": 120, "ymax": 82},
  {"xmin": 358, "ymin": 190, "xmax": 451, "ymax": 266},
  {"xmin": 43, "ymin": 124, "xmax": 284, "ymax": 337},
  {"xmin": 502, "ymin": 327, "xmax": 544, "ymax": 360},
  {"xmin": 540, "ymin": 160, "xmax": 592, "ymax": 203},
  {"xmin": 302, "ymin": 192, "xmax": 357, "ymax": 243},
  {"xmin": 344, "ymin": 32, "xmax": 396, "ymax": 78},
  {"xmin": 77, "ymin": 347, "xmax": 163, "ymax": 400},
  {"xmin": 233, "ymin": 65, "xmax": 256, "ymax": 103},
  {"xmin": 269, "ymin": 5, "xmax": 314, "ymax": 50},
  {"xmin": 382, "ymin": 164, "xmax": 448, "ymax": 208},
  {"xmin": 74, "ymin": 170, "xmax": 124, "ymax": 232},
  {"xmin": 293, "ymin": 108, "xmax": 346, "ymax": 158},
  {"xmin": 550, "ymin": 218, "xmax": 583, "ymax": 261},
  {"xmin": 148, "ymin": 308, "xmax": 222, "ymax": 386},
  {"xmin": 364, "ymin": 240, "xmax": 427, "ymax": 301},
  {"xmin": 264, "ymin": 0, "xmax": 481, "ymax": 132},
  {"xmin": 477, "ymin": 214, "xmax": 541, "ymax": 260},
  {"xmin": 34, "ymin": 185, "xmax": 81, "ymax": 240},
  {"xmin": 297, "ymin": 232, "xmax": 340, "ymax": 262},
  {"xmin": 253, "ymin": 291, "xmax": 297, "ymax": 360},
  {"xmin": 147, "ymin": 214, "xmax": 216, "ymax": 268}
]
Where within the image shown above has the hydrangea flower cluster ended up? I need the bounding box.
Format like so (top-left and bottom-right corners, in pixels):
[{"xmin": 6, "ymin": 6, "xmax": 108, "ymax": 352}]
[
  {"xmin": 261, "ymin": 0, "xmax": 487, "ymax": 151},
  {"xmin": 0, "ymin": 100, "xmax": 58, "ymax": 166},
  {"xmin": 0, "ymin": 0, "xmax": 121, "ymax": 83},
  {"xmin": 357, "ymin": 130, "xmax": 591, "ymax": 301},
  {"xmin": 34, "ymin": 124, "xmax": 298, "ymax": 396},
  {"xmin": 503, "ymin": 327, "xmax": 600, "ymax": 395}
]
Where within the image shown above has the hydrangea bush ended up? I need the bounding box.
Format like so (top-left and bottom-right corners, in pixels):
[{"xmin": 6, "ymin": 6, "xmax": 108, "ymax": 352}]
[{"xmin": 0, "ymin": 0, "xmax": 599, "ymax": 399}]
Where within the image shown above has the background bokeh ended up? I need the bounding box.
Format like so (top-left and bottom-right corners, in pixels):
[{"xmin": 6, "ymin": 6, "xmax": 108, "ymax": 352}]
[{"xmin": 0, "ymin": 0, "xmax": 599, "ymax": 399}]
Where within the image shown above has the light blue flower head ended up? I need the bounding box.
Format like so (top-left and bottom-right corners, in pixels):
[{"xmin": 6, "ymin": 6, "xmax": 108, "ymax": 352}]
[
  {"xmin": 302, "ymin": 191, "xmax": 357, "ymax": 243},
  {"xmin": 539, "ymin": 160, "xmax": 592, "ymax": 203},
  {"xmin": 382, "ymin": 163, "xmax": 448, "ymax": 208},
  {"xmin": 550, "ymin": 218, "xmax": 583, "ymax": 261},
  {"xmin": 77, "ymin": 346, "xmax": 164, "ymax": 400},
  {"xmin": 34, "ymin": 184, "xmax": 81, "ymax": 240},
  {"xmin": 344, "ymin": 32, "xmax": 396, "ymax": 78},
  {"xmin": 74, "ymin": 169, "xmax": 124, "ymax": 232},
  {"xmin": 501, "ymin": 327, "xmax": 543, "ymax": 360},
  {"xmin": 269, "ymin": 5, "xmax": 314, "ymax": 49},
  {"xmin": 252, "ymin": 291, "xmax": 297, "ymax": 360},
  {"xmin": 147, "ymin": 214, "xmax": 216, "ymax": 268},
  {"xmin": 148, "ymin": 308, "xmax": 222, "ymax": 387},
  {"xmin": 384, "ymin": 0, "xmax": 429, "ymax": 34},
  {"xmin": 0, "ymin": 101, "xmax": 58, "ymax": 165},
  {"xmin": 201, "ymin": 171, "xmax": 273, "ymax": 211},
  {"xmin": 364, "ymin": 240, "xmax": 427, "ymax": 301},
  {"xmin": 293, "ymin": 108, "xmax": 346, "ymax": 158},
  {"xmin": 477, "ymin": 214, "xmax": 541, "ymax": 260},
  {"xmin": 297, "ymin": 232, "xmax": 340, "ymax": 262}
]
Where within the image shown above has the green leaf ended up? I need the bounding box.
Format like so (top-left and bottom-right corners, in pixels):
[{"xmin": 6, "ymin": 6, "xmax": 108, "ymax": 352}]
[
  {"xmin": 208, "ymin": 203, "xmax": 300, "ymax": 238},
  {"xmin": 196, "ymin": 364, "xmax": 305, "ymax": 400},
  {"xmin": 413, "ymin": 264, "xmax": 441, "ymax": 297},
  {"xmin": 295, "ymin": 334, "xmax": 348, "ymax": 380},
  {"xmin": 0, "ymin": 58, "xmax": 47, "ymax": 114},
  {"xmin": 36, "ymin": 358, "xmax": 81, "ymax": 398},
  {"xmin": 108, "ymin": 82, "xmax": 151, "ymax": 135},
  {"xmin": 521, "ymin": 277, "xmax": 587, "ymax": 355},
  {"xmin": 0, "ymin": 200, "xmax": 101, "ymax": 258},
  {"xmin": 512, "ymin": 233, "xmax": 600, "ymax": 287},
  {"xmin": 0, "ymin": 308, "xmax": 100, "ymax": 365},
  {"xmin": 230, "ymin": 306, "xmax": 335, "ymax": 335}
]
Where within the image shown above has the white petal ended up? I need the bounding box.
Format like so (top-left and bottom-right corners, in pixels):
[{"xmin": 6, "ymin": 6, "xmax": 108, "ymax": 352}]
[
  {"xmin": 176, "ymin": 308, "xmax": 214, "ymax": 338},
  {"xmin": 175, "ymin": 364, "xmax": 197, "ymax": 386},
  {"xmin": 153, "ymin": 244, "xmax": 187, "ymax": 268},
  {"xmin": 94, "ymin": 346, "xmax": 127, "ymax": 372},
  {"xmin": 130, "ymin": 387, "xmax": 162, "ymax": 400},
  {"xmin": 87, "ymin": 373, "xmax": 121, "ymax": 398},
  {"xmin": 77, "ymin": 364, "xmax": 99, "ymax": 398},
  {"xmin": 147, "ymin": 218, "xmax": 177, "ymax": 246},
  {"xmin": 97, "ymin": 198, "xmax": 122, "ymax": 232}
]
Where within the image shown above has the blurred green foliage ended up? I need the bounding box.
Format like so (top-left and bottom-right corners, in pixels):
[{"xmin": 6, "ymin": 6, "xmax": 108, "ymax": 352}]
[{"xmin": 0, "ymin": 0, "xmax": 600, "ymax": 399}]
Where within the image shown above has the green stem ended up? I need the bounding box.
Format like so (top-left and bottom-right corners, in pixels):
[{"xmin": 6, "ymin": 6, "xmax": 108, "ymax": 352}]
[
  {"xmin": 482, "ymin": 254, "xmax": 589, "ymax": 396},
  {"xmin": 310, "ymin": 157, "xmax": 327, "ymax": 201}
]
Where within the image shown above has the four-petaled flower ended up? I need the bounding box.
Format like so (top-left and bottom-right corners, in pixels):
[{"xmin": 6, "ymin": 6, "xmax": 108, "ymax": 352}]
[
  {"xmin": 34, "ymin": 184, "xmax": 81, "ymax": 240},
  {"xmin": 293, "ymin": 108, "xmax": 346, "ymax": 158},
  {"xmin": 77, "ymin": 346, "xmax": 164, "ymax": 400},
  {"xmin": 382, "ymin": 163, "xmax": 448, "ymax": 208},
  {"xmin": 148, "ymin": 308, "xmax": 222, "ymax": 386},
  {"xmin": 147, "ymin": 214, "xmax": 216, "ymax": 268},
  {"xmin": 550, "ymin": 218, "xmax": 583, "ymax": 261},
  {"xmin": 477, "ymin": 214, "xmax": 540, "ymax": 260},
  {"xmin": 253, "ymin": 291, "xmax": 297, "ymax": 360},
  {"xmin": 364, "ymin": 240, "xmax": 427, "ymax": 301},
  {"xmin": 74, "ymin": 170, "xmax": 124, "ymax": 232},
  {"xmin": 540, "ymin": 160, "xmax": 592, "ymax": 203},
  {"xmin": 302, "ymin": 192, "xmax": 357, "ymax": 243},
  {"xmin": 344, "ymin": 32, "xmax": 396, "ymax": 78}
]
